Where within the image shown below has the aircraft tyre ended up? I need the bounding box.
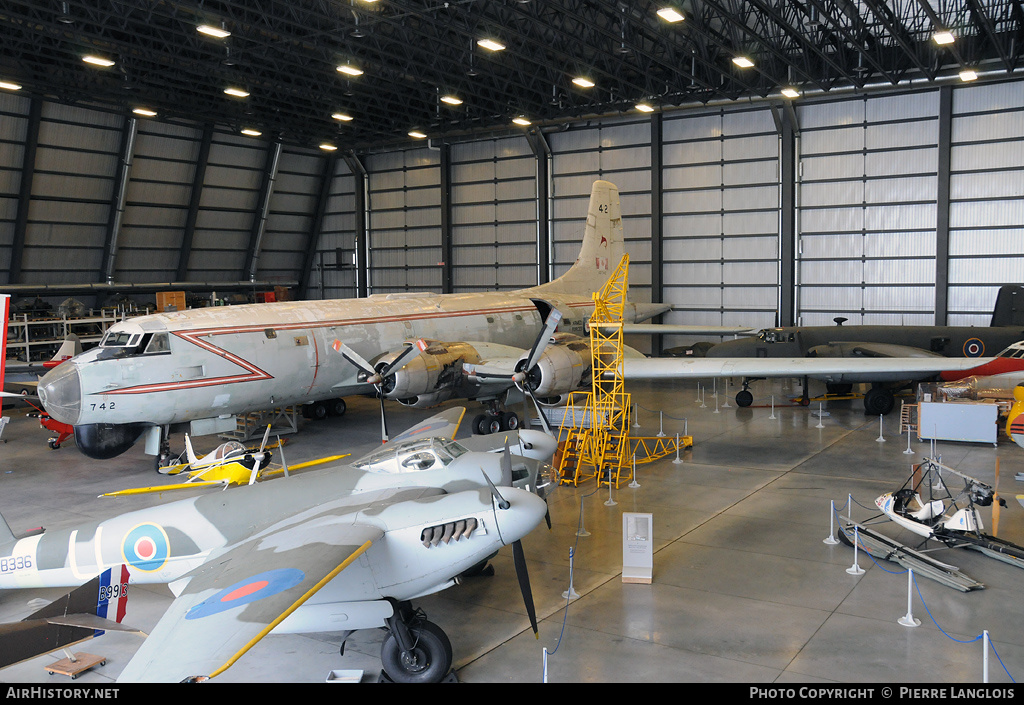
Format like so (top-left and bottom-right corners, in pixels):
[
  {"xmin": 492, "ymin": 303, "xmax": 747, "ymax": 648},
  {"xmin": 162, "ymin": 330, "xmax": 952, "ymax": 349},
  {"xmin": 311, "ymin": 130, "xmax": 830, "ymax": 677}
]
[
  {"xmin": 864, "ymin": 387, "xmax": 895, "ymax": 415},
  {"xmin": 735, "ymin": 390, "xmax": 753, "ymax": 407},
  {"xmin": 303, "ymin": 401, "xmax": 329, "ymax": 420},
  {"xmin": 380, "ymin": 618, "xmax": 453, "ymax": 683},
  {"xmin": 328, "ymin": 398, "xmax": 347, "ymax": 417},
  {"xmin": 501, "ymin": 411, "xmax": 519, "ymax": 430}
]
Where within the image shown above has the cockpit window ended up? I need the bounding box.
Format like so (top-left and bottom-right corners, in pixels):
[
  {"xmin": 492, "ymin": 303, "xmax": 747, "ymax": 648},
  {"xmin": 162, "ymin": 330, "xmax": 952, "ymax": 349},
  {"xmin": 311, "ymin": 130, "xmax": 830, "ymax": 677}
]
[
  {"xmin": 355, "ymin": 437, "xmax": 468, "ymax": 474},
  {"xmin": 101, "ymin": 331, "xmax": 142, "ymax": 348},
  {"xmin": 145, "ymin": 333, "xmax": 170, "ymax": 354}
]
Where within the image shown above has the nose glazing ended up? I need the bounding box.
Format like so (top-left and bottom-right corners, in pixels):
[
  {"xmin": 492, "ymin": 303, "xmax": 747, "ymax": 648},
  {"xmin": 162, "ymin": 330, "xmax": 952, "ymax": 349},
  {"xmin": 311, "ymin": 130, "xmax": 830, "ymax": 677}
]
[{"xmin": 37, "ymin": 362, "xmax": 82, "ymax": 425}]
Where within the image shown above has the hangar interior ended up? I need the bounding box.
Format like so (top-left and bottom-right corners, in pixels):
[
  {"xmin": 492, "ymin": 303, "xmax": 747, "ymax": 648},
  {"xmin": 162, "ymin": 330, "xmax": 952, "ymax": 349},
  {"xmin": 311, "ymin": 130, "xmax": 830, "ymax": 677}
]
[{"xmin": 2, "ymin": 0, "xmax": 1024, "ymax": 685}]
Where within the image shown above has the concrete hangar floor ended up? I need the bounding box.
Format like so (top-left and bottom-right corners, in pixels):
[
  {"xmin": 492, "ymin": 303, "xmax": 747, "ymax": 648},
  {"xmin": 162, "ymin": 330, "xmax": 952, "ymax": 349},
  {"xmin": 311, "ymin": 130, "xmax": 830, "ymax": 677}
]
[{"xmin": 0, "ymin": 377, "xmax": 1021, "ymax": 685}]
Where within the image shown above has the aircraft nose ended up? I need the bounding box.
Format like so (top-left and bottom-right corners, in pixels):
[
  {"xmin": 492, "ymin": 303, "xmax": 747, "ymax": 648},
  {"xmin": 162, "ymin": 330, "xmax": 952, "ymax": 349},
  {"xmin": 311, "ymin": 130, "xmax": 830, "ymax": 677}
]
[
  {"xmin": 37, "ymin": 361, "xmax": 82, "ymax": 425},
  {"xmin": 493, "ymin": 487, "xmax": 548, "ymax": 546},
  {"xmin": 516, "ymin": 429, "xmax": 558, "ymax": 462}
]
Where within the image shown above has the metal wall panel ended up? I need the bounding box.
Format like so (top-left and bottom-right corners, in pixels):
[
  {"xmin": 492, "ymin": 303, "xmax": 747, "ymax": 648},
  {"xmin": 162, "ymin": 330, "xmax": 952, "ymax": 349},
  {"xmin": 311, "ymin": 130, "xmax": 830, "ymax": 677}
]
[
  {"xmin": 255, "ymin": 147, "xmax": 323, "ymax": 283},
  {"xmin": 796, "ymin": 92, "xmax": 939, "ymax": 326}
]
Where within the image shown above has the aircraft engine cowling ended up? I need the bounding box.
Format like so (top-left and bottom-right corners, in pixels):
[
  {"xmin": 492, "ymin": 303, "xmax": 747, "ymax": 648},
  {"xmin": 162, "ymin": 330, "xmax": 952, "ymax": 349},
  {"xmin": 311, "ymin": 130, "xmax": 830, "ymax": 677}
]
[
  {"xmin": 516, "ymin": 334, "xmax": 593, "ymax": 398},
  {"xmin": 379, "ymin": 341, "xmax": 482, "ymax": 404}
]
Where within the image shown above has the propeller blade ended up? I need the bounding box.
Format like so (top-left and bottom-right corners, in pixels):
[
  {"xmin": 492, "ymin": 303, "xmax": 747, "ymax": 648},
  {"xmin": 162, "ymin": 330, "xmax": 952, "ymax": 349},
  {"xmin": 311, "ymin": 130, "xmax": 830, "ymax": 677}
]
[
  {"xmin": 379, "ymin": 393, "xmax": 389, "ymax": 444},
  {"xmin": 380, "ymin": 340, "xmax": 421, "ymax": 378},
  {"xmin": 248, "ymin": 455, "xmax": 261, "ymax": 486},
  {"xmin": 258, "ymin": 424, "xmax": 272, "ymax": 453},
  {"xmin": 501, "ymin": 440, "xmax": 513, "ymax": 486},
  {"xmin": 332, "ymin": 340, "xmax": 376, "ymax": 376},
  {"xmin": 526, "ymin": 387, "xmax": 554, "ymax": 436},
  {"xmin": 522, "ymin": 309, "xmax": 562, "ymax": 374},
  {"xmin": 512, "ymin": 539, "xmax": 539, "ymax": 638},
  {"xmin": 481, "ymin": 468, "xmax": 510, "ymax": 509}
]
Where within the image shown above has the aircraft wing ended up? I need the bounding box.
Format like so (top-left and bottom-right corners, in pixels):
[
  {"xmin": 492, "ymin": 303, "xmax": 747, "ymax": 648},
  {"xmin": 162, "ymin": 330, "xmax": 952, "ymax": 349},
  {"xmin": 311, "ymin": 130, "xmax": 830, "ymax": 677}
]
[
  {"xmin": 618, "ymin": 356, "xmax": 996, "ymax": 380},
  {"xmin": 116, "ymin": 521, "xmax": 385, "ymax": 682},
  {"xmin": 384, "ymin": 406, "xmax": 466, "ymax": 444},
  {"xmin": 617, "ymin": 323, "xmax": 759, "ymax": 337}
]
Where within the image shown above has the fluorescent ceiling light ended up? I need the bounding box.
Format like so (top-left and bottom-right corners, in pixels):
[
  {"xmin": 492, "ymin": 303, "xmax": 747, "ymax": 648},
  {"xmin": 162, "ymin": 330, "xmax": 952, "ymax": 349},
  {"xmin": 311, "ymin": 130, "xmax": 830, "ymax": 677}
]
[
  {"xmin": 512, "ymin": 116, "xmax": 531, "ymax": 126},
  {"xmin": 657, "ymin": 7, "xmax": 684, "ymax": 23},
  {"xmin": 959, "ymin": 69, "xmax": 978, "ymax": 82},
  {"xmin": 408, "ymin": 130, "xmax": 427, "ymax": 139},
  {"xmin": 223, "ymin": 87, "xmax": 249, "ymax": 97},
  {"xmin": 241, "ymin": 128, "xmax": 262, "ymax": 136},
  {"xmin": 82, "ymin": 55, "xmax": 115, "ymax": 67},
  {"xmin": 197, "ymin": 24, "xmax": 230, "ymax": 39},
  {"xmin": 332, "ymin": 112, "xmax": 354, "ymax": 121},
  {"xmin": 132, "ymin": 107, "xmax": 157, "ymax": 117},
  {"xmin": 477, "ymin": 38, "xmax": 506, "ymax": 52},
  {"xmin": 0, "ymin": 80, "xmax": 22, "ymax": 91},
  {"xmin": 440, "ymin": 95, "xmax": 463, "ymax": 105},
  {"xmin": 572, "ymin": 76, "xmax": 595, "ymax": 88},
  {"xmin": 319, "ymin": 143, "xmax": 338, "ymax": 151},
  {"xmin": 933, "ymin": 30, "xmax": 955, "ymax": 45},
  {"xmin": 337, "ymin": 64, "xmax": 364, "ymax": 77},
  {"xmin": 635, "ymin": 102, "xmax": 655, "ymax": 113},
  {"xmin": 780, "ymin": 87, "xmax": 800, "ymax": 98},
  {"xmin": 732, "ymin": 56, "xmax": 754, "ymax": 68}
]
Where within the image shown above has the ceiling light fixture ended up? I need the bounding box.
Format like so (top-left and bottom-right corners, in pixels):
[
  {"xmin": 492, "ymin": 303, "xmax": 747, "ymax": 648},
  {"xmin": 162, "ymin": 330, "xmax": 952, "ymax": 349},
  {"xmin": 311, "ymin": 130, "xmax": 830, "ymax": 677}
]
[
  {"xmin": 656, "ymin": 7, "xmax": 684, "ymax": 23},
  {"xmin": 635, "ymin": 102, "xmax": 655, "ymax": 113},
  {"xmin": 241, "ymin": 128, "xmax": 262, "ymax": 136},
  {"xmin": 82, "ymin": 55, "xmax": 115, "ymax": 67},
  {"xmin": 408, "ymin": 130, "xmax": 427, "ymax": 139},
  {"xmin": 512, "ymin": 116, "xmax": 531, "ymax": 126},
  {"xmin": 732, "ymin": 56, "xmax": 754, "ymax": 68},
  {"xmin": 440, "ymin": 94, "xmax": 463, "ymax": 105},
  {"xmin": 337, "ymin": 64, "xmax": 364, "ymax": 77},
  {"xmin": 572, "ymin": 76, "xmax": 595, "ymax": 88},
  {"xmin": 197, "ymin": 24, "xmax": 231, "ymax": 39},
  {"xmin": 477, "ymin": 38, "xmax": 506, "ymax": 52},
  {"xmin": 132, "ymin": 107, "xmax": 157, "ymax": 117},
  {"xmin": 332, "ymin": 112, "xmax": 354, "ymax": 121},
  {"xmin": 319, "ymin": 143, "xmax": 338, "ymax": 151},
  {"xmin": 0, "ymin": 80, "xmax": 22, "ymax": 91},
  {"xmin": 223, "ymin": 87, "xmax": 249, "ymax": 97},
  {"xmin": 959, "ymin": 68, "xmax": 978, "ymax": 82},
  {"xmin": 933, "ymin": 30, "xmax": 955, "ymax": 45},
  {"xmin": 781, "ymin": 86, "xmax": 800, "ymax": 98}
]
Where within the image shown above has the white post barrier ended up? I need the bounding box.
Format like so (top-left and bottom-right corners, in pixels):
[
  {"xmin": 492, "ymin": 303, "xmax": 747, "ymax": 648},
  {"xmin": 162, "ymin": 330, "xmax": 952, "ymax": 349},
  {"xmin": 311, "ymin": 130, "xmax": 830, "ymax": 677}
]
[
  {"xmin": 604, "ymin": 465, "xmax": 617, "ymax": 507},
  {"xmin": 657, "ymin": 411, "xmax": 665, "ymax": 437},
  {"xmin": 629, "ymin": 453, "xmax": 640, "ymax": 488},
  {"xmin": 984, "ymin": 630, "xmax": 990, "ymax": 683},
  {"xmin": 816, "ymin": 403, "xmax": 825, "ymax": 429},
  {"xmin": 672, "ymin": 432, "xmax": 683, "ymax": 465},
  {"xmin": 562, "ymin": 547, "xmax": 581, "ymax": 600},
  {"xmin": 576, "ymin": 498, "xmax": 590, "ymax": 538},
  {"xmin": 542, "ymin": 646, "xmax": 548, "ymax": 683},
  {"xmin": 633, "ymin": 403, "xmax": 640, "ymax": 428},
  {"xmin": 898, "ymin": 569, "xmax": 920, "ymax": 627},
  {"xmin": 904, "ymin": 424, "xmax": 914, "ymax": 455},
  {"xmin": 876, "ymin": 415, "xmax": 886, "ymax": 442},
  {"xmin": 823, "ymin": 500, "xmax": 839, "ymax": 545},
  {"xmin": 769, "ymin": 395, "xmax": 776, "ymax": 420},
  {"xmin": 846, "ymin": 525, "xmax": 865, "ymax": 575}
]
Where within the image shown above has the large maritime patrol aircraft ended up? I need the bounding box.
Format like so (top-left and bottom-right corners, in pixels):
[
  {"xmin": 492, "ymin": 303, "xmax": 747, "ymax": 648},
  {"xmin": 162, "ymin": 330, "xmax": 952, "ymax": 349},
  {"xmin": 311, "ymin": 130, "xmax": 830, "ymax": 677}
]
[
  {"xmin": 34, "ymin": 180, "xmax": 670, "ymax": 465},
  {"xmin": 0, "ymin": 408, "xmax": 550, "ymax": 683}
]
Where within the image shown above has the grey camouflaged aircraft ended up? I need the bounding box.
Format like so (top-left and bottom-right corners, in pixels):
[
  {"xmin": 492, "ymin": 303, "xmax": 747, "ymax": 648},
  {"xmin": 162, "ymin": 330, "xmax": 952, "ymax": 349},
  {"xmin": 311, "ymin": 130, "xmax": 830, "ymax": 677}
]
[
  {"xmin": 34, "ymin": 180, "xmax": 675, "ymax": 465},
  {"xmin": 0, "ymin": 407, "xmax": 552, "ymax": 683}
]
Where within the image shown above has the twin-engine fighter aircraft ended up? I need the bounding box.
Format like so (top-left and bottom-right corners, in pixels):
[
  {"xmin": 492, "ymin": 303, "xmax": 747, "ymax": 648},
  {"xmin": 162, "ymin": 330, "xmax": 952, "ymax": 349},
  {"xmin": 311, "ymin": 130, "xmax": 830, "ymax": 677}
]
[
  {"xmin": 0, "ymin": 407, "xmax": 550, "ymax": 683},
  {"xmin": 34, "ymin": 180, "xmax": 671, "ymax": 464}
]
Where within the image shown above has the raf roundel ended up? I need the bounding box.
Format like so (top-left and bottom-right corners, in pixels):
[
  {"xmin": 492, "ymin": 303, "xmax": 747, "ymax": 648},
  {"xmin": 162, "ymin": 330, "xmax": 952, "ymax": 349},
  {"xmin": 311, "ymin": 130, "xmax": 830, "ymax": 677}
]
[
  {"xmin": 185, "ymin": 568, "xmax": 306, "ymax": 620},
  {"xmin": 121, "ymin": 523, "xmax": 170, "ymax": 572},
  {"xmin": 963, "ymin": 338, "xmax": 985, "ymax": 357}
]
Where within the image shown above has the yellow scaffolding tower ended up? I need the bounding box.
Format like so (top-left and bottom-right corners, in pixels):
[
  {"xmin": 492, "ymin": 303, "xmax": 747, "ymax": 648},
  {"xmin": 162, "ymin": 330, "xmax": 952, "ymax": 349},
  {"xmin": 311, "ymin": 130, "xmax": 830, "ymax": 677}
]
[{"xmin": 555, "ymin": 255, "xmax": 693, "ymax": 488}]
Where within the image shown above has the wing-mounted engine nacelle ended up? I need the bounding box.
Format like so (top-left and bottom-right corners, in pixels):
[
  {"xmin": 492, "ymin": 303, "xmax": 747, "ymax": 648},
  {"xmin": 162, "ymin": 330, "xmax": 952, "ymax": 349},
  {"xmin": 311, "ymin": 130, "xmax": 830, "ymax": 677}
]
[
  {"xmin": 380, "ymin": 340, "xmax": 482, "ymax": 407},
  {"xmin": 515, "ymin": 333, "xmax": 593, "ymax": 398}
]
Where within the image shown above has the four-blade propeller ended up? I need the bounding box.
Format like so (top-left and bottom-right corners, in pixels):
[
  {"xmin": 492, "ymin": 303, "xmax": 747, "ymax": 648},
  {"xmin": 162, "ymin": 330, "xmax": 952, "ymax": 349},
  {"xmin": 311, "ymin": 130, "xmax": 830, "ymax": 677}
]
[{"xmin": 332, "ymin": 339, "xmax": 422, "ymax": 443}]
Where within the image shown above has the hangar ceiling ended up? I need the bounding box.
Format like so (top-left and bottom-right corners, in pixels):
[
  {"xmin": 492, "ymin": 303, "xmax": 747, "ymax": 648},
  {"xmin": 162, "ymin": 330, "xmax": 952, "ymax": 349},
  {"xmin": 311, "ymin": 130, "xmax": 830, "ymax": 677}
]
[{"xmin": 0, "ymin": 1, "xmax": 1022, "ymax": 150}]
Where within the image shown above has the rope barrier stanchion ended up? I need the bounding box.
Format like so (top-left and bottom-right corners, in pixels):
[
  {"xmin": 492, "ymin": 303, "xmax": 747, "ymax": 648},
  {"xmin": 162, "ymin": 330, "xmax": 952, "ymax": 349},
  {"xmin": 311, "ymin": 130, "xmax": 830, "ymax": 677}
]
[
  {"xmin": 700, "ymin": 385, "xmax": 707, "ymax": 409},
  {"xmin": 604, "ymin": 465, "xmax": 617, "ymax": 507},
  {"xmin": 629, "ymin": 453, "xmax": 640, "ymax": 488},
  {"xmin": 846, "ymin": 525, "xmax": 865, "ymax": 575},
  {"xmin": 824, "ymin": 500, "xmax": 840, "ymax": 545},
  {"xmin": 898, "ymin": 568, "xmax": 921, "ymax": 627},
  {"xmin": 562, "ymin": 547, "xmax": 581, "ymax": 600},
  {"xmin": 769, "ymin": 394, "xmax": 776, "ymax": 420},
  {"xmin": 816, "ymin": 403, "xmax": 825, "ymax": 429},
  {"xmin": 542, "ymin": 646, "xmax": 548, "ymax": 683},
  {"xmin": 633, "ymin": 402, "xmax": 640, "ymax": 428},
  {"xmin": 903, "ymin": 424, "xmax": 914, "ymax": 455},
  {"xmin": 657, "ymin": 411, "xmax": 665, "ymax": 437},
  {"xmin": 672, "ymin": 432, "xmax": 683, "ymax": 465},
  {"xmin": 577, "ymin": 495, "xmax": 590, "ymax": 538},
  {"xmin": 984, "ymin": 630, "xmax": 989, "ymax": 683},
  {"xmin": 876, "ymin": 415, "xmax": 886, "ymax": 442},
  {"xmin": 722, "ymin": 378, "xmax": 731, "ymax": 408}
]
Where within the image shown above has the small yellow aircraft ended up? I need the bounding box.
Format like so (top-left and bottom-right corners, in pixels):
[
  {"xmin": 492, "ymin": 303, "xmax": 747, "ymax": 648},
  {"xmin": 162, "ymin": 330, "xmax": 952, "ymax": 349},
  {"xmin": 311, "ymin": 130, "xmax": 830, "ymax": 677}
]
[{"xmin": 101, "ymin": 425, "xmax": 348, "ymax": 497}]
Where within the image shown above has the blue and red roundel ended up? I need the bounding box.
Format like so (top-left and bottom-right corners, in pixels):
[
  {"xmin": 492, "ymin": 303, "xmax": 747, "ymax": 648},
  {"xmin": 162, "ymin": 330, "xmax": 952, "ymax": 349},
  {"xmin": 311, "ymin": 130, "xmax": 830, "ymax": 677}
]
[
  {"xmin": 185, "ymin": 568, "xmax": 306, "ymax": 620},
  {"xmin": 121, "ymin": 523, "xmax": 170, "ymax": 572},
  {"xmin": 963, "ymin": 338, "xmax": 985, "ymax": 357}
]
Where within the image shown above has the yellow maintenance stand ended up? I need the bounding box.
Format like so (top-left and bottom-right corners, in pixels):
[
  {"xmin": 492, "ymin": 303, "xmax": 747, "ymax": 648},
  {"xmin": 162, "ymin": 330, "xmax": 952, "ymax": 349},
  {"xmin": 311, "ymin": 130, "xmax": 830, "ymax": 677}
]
[{"xmin": 556, "ymin": 254, "xmax": 693, "ymax": 488}]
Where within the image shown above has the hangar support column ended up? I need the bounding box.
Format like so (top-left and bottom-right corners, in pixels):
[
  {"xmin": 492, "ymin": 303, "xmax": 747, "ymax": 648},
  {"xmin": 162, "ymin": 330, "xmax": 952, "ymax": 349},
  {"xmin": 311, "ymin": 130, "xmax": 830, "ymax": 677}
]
[{"xmin": 9, "ymin": 96, "xmax": 41, "ymax": 285}]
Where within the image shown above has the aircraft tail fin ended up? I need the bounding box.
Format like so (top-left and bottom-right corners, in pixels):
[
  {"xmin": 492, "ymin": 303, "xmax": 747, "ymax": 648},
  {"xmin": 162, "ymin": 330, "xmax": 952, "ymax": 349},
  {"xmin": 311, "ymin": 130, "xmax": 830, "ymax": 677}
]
[
  {"xmin": 27, "ymin": 565, "xmax": 132, "ymax": 630},
  {"xmin": 184, "ymin": 434, "xmax": 200, "ymax": 467},
  {"xmin": 990, "ymin": 285, "xmax": 1024, "ymax": 327},
  {"xmin": 43, "ymin": 334, "xmax": 83, "ymax": 369},
  {"xmin": 533, "ymin": 180, "xmax": 624, "ymax": 296}
]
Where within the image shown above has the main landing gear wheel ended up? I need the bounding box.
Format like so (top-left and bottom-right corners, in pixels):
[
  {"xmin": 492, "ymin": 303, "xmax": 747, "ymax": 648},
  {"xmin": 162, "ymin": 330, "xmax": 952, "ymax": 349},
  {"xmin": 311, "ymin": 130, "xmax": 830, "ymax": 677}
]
[
  {"xmin": 864, "ymin": 387, "xmax": 895, "ymax": 415},
  {"xmin": 735, "ymin": 389, "xmax": 753, "ymax": 407},
  {"xmin": 380, "ymin": 616, "xmax": 453, "ymax": 683},
  {"xmin": 473, "ymin": 411, "xmax": 519, "ymax": 435}
]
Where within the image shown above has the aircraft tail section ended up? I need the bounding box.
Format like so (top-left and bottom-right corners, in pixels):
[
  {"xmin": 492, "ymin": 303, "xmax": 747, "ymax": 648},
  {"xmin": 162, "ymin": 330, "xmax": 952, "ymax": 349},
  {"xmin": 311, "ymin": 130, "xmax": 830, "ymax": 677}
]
[
  {"xmin": 990, "ymin": 285, "xmax": 1024, "ymax": 327},
  {"xmin": 533, "ymin": 180, "xmax": 624, "ymax": 297},
  {"xmin": 184, "ymin": 434, "xmax": 200, "ymax": 467}
]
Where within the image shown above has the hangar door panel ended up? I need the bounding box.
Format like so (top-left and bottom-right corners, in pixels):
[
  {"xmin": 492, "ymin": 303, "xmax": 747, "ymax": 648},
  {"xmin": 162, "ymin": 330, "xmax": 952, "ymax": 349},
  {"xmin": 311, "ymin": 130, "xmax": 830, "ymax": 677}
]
[
  {"xmin": 947, "ymin": 82, "xmax": 1024, "ymax": 326},
  {"xmin": 451, "ymin": 136, "xmax": 537, "ymax": 292},
  {"xmin": 309, "ymin": 159, "xmax": 357, "ymax": 300},
  {"xmin": 660, "ymin": 106, "xmax": 780, "ymax": 349},
  {"xmin": 548, "ymin": 116, "xmax": 653, "ymax": 303},
  {"xmin": 366, "ymin": 148, "xmax": 441, "ymax": 293},
  {"xmin": 797, "ymin": 93, "xmax": 939, "ymax": 326}
]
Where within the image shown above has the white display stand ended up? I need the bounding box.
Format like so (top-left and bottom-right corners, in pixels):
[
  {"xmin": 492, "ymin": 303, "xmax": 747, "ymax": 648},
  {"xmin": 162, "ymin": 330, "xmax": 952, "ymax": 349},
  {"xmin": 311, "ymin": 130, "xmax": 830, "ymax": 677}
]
[
  {"xmin": 917, "ymin": 401, "xmax": 998, "ymax": 445},
  {"xmin": 622, "ymin": 512, "xmax": 653, "ymax": 584}
]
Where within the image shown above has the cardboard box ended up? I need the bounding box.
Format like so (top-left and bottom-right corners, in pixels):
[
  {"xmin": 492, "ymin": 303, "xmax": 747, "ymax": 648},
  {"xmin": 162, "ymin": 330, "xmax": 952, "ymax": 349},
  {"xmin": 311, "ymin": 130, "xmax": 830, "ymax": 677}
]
[{"xmin": 156, "ymin": 291, "xmax": 186, "ymax": 312}]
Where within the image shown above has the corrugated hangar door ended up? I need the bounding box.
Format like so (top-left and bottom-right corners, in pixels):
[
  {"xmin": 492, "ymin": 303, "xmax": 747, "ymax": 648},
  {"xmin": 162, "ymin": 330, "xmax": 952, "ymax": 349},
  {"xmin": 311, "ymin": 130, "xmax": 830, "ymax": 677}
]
[
  {"xmin": 948, "ymin": 82, "xmax": 1024, "ymax": 326},
  {"xmin": 365, "ymin": 147, "xmax": 442, "ymax": 293},
  {"xmin": 548, "ymin": 116, "xmax": 653, "ymax": 302},
  {"xmin": 796, "ymin": 92, "xmax": 940, "ymax": 326},
  {"xmin": 450, "ymin": 136, "xmax": 537, "ymax": 292},
  {"xmin": 660, "ymin": 106, "xmax": 781, "ymax": 344}
]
